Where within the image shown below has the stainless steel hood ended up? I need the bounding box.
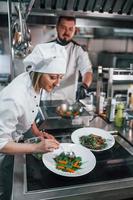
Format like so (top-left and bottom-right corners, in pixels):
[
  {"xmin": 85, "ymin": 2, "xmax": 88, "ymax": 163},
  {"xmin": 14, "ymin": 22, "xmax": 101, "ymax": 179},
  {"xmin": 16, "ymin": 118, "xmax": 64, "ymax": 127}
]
[
  {"xmin": 26, "ymin": 0, "xmax": 133, "ymax": 28},
  {"xmin": 1, "ymin": 0, "xmax": 133, "ymax": 28},
  {"xmin": 32, "ymin": 0, "xmax": 133, "ymax": 17}
]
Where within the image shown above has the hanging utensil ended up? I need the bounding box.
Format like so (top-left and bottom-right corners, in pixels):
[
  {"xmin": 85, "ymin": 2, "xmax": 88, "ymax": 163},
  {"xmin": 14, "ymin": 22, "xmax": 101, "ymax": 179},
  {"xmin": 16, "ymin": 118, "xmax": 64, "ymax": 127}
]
[
  {"xmin": 12, "ymin": 2, "xmax": 32, "ymax": 58},
  {"xmin": 25, "ymin": 0, "xmax": 36, "ymax": 21}
]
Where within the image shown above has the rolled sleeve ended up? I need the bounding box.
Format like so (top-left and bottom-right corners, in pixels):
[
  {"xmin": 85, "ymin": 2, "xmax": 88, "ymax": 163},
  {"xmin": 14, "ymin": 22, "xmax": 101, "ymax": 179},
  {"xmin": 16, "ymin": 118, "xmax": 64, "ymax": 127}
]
[
  {"xmin": 77, "ymin": 47, "xmax": 92, "ymax": 76},
  {"xmin": 0, "ymin": 139, "xmax": 9, "ymax": 150},
  {"xmin": 0, "ymin": 99, "xmax": 22, "ymax": 150}
]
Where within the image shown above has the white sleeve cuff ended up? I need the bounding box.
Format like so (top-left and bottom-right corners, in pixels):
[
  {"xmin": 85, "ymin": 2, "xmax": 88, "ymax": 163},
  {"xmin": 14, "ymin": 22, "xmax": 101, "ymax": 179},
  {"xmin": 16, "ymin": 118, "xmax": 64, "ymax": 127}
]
[{"xmin": 0, "ymin": 139, "xmax": 9, "ymax": 150}]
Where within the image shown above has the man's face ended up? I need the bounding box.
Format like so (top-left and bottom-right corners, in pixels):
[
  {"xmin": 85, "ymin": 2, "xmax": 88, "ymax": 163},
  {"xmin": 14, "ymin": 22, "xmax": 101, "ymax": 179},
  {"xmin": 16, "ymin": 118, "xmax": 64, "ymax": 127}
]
[
  {"xmin": 57, "ymin": 19, "xmax": 76, "ymax": 43},
  {"xmin": 39, "ymin": 74, "xmax": 64, "ymax": 92}
]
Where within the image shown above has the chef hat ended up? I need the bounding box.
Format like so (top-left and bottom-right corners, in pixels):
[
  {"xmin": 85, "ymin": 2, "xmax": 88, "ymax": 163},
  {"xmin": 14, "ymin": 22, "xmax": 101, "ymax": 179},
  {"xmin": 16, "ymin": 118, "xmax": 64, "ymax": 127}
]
[{"xmin": 23, "ymin": 43, "xmax": 67, "ymax": 74}]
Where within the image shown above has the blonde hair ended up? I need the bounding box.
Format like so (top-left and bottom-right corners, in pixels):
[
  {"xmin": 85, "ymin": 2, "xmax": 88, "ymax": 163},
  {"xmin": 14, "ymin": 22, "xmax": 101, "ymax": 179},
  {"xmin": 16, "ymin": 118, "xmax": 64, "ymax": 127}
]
[{"xmin": 29, "ymin": 71, "xmax": 43, "ymax": 92}]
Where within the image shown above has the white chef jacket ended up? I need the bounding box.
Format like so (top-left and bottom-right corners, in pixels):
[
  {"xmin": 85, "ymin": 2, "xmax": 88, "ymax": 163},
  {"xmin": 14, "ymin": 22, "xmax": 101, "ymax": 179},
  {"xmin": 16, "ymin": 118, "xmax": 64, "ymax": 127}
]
[
  {"xmin": 42, "ymin": 40, "xmax": 92, "ymax": 103},
  {"xmin": 0, "ymin": 72, "xmax": 41, "ymax": 150}
]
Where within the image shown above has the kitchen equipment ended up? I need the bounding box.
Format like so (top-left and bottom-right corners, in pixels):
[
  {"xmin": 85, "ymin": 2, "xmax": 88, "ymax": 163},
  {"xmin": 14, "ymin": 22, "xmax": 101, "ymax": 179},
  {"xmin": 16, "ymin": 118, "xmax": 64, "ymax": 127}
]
[
  {"xmin": 96, "ymin": 66, "xmax": 104, "ymax": 114},
  {"xmin": 12, "ymin": 2, "xmax": 32, "ymax": 58},
  {"xmin": 98, "ymin": 52, "xmax": 133, "ymax": 98},
  {"xmin": 124, "ymin": 110, "xmax": 133, "ymax": 130},
  {"xmin": 40, "ymin": 100, "xmax": 90, "ymax": 121},
  {"xmin": 12, "ymin": 115, "xmax": 133, "ymax": 200},
  {"xmin": 103, "ymin": 68, "xmax": 133, "ymax": 81},
  {"xmin": 106, "ymin": 98, "xmax": 116, "ymax": 122},
  {"xmin": 115, "ymin": 94, "xmax": 127, "ymax": 105},
  {"xmin": 114, "ymin": 103, "xmax": 125, "ymax": 128},
  {"xmin": 0, "ymin": 55, "xmax": 11, "ymax": 84},
  {"xmin": 98, "ymin": 52, "xmax": 133, "ymax": 69},
  {"xmin": 127, "ymin": 85, "xmax": 133, "ymax": 109},
  {"xmin": 103, "ymin": 67, "xmax": 133, "ymax": 98},
  {"xmin": 8, "ymin": 0, "xmax": 133, "ymax": 29},
  {"xmin": 24, "ymin": 131, "xmax": 133, "ymax": 195},
  {"xmin": 57, "ymin": 102, "xmax": 83, "ymax": 118}
]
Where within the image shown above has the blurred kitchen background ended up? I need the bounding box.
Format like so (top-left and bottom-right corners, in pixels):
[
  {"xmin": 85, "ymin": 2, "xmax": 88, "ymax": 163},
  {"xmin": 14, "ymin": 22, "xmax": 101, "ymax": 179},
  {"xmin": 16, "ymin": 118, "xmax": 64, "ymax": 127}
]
[{"xmin": 0, "ymin": 0, "xmax": 133, "ymax": 99}]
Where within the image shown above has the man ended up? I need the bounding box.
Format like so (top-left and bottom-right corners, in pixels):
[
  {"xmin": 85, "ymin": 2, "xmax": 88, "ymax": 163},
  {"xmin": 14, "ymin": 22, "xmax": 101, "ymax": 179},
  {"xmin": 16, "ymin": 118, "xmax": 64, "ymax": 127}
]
[{"xmin": 43, "ymin": 16, "xmax": 93, "ymax": 103}]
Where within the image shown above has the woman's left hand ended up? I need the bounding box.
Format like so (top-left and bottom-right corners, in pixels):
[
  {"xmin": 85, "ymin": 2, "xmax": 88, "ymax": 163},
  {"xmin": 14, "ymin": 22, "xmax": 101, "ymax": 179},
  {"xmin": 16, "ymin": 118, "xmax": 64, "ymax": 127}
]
[{"xmin": 39, "ymin": 131, "xmax": 55, "ymax": 140}]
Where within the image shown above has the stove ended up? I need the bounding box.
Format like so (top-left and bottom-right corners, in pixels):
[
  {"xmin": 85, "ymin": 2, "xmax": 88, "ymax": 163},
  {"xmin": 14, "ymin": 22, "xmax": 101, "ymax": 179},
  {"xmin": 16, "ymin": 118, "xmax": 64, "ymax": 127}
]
[
  {"xmin": 12, "ymin": 116, "xmax": 133, "ymax": 200},
  {"xmin": 25, "ymin": 132, "xmax": 133, "ymax": 192}
]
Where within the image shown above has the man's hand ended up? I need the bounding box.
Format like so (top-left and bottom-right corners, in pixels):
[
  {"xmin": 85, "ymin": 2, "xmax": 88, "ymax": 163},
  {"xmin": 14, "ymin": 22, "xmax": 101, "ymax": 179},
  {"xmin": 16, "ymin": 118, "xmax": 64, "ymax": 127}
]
[{"xmin": 76, "ymin": 83, "xmax": 88, "ymax": 101}]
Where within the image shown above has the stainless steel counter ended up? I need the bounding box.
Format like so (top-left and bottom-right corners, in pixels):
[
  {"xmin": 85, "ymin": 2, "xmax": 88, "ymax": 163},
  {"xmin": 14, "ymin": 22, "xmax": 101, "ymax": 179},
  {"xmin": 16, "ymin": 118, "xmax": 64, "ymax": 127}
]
[{"xmin": 12, "ymin": 117, "xmax": 133, "ymax": 200}]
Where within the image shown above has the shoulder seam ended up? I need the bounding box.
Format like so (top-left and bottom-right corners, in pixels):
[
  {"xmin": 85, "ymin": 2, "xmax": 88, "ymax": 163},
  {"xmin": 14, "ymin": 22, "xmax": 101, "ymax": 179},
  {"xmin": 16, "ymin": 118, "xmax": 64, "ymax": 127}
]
[{"xmin": 72, "ymin": 40, "xmax": 87, "ymax": 51}]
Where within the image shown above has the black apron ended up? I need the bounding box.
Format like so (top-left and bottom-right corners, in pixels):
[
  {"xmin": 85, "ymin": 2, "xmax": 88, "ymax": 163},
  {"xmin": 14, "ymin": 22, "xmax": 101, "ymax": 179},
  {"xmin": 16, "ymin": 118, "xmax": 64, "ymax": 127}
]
[
  {"xmin": 0, "ymin": 154, "xmax": 14, "ymax": 200},
  {"xmin": 0, "ymin": 127, "xmax": 37, "ymax": 200}
]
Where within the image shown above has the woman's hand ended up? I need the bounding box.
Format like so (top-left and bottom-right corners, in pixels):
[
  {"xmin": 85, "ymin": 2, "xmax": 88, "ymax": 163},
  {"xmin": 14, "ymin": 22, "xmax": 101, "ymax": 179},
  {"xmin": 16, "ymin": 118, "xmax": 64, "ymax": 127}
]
[
  {"xmin": 39, "ymin": 131, "xmax": 55, "ymax": 140},
  {"xmin": 34, "ymin": 136, "xmax": 60, "ymax": 153},
  {"xmin": 31, "ymin": 122, "xmax": 56, "ymax": 140}
]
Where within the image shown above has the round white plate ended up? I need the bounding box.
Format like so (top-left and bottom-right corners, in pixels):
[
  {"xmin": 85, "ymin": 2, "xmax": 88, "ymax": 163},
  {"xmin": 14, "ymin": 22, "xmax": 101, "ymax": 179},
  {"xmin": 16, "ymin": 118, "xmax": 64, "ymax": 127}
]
[
  {"xmin": 42, "ymin": 143, "xmax": 96, "ymax": 177},
  {"xmin": 71, "ymin": 127, "xmax": 115, "ymax": 152}
]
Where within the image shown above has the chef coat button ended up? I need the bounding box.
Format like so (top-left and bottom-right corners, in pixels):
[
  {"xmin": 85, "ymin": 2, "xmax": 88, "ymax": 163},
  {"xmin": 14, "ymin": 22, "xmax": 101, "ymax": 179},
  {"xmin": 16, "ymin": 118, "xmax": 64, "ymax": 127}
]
[
  {"xmin": 32, "ymin": 110, "xmax": 34, "ymax": 113},
  {"xmin": 36, "ymin": 105, "xmax": 38, "ymax": 107},
  {"xmin": 34, "ymin": 96, "xmax": 36, "ymax": 98}
]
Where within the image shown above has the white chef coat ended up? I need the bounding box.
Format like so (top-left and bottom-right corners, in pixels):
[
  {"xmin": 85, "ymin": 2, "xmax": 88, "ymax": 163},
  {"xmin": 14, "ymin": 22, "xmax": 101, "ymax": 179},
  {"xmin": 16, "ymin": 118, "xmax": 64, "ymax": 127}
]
[
  {"xmin": 42, "ymin": 40, "xmax": 92, "ymax": 103},
  {"xmin": 0, "ymin": 72, "xmax": 41, "ymax": 150}
]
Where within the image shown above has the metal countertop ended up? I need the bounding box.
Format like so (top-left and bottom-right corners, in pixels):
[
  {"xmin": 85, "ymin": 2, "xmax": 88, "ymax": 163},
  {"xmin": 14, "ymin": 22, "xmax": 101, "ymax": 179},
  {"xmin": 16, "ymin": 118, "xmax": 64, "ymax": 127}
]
[{"xmin": 12, "ymin": 116, "xmax": 133, "ymax": 200}]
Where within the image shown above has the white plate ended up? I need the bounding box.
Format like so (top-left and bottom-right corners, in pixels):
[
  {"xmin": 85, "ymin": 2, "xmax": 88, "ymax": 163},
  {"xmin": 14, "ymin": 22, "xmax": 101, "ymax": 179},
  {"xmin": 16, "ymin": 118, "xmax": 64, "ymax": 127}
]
[
  {"xmin": 42, "ymin": 143, "xmax": 96, "ymax": 177},
  {"xmin": 71, "ymin": 127, "xmax": 115, "ymax": 152}
]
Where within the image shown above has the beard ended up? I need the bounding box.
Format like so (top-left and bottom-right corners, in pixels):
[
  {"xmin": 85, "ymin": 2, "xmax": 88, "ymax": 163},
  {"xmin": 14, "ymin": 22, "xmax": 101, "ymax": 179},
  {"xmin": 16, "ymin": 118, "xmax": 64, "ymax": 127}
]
[{"xmin": 57, "ymin": 37, "xmax": 71, "ymax": 46}]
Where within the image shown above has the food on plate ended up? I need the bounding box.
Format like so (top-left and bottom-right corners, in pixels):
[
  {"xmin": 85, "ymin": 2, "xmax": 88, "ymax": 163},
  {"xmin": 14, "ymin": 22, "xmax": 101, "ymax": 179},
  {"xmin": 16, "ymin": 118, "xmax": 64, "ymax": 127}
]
[
  {"xmin": 79, "ymin": 134, "xmax": 107, "ymax": 150},
  {"xmin": 54, "ymin": 152, "xmax": 82, "ymax": 173}
]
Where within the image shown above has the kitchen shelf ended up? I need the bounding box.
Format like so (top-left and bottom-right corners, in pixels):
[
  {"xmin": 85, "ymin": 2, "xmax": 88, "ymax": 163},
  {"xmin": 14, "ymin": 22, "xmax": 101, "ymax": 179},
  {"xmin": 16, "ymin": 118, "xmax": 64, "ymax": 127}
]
[{"xmin": 75, "ymin": 34, "xmax": 94, "ymax": 39}]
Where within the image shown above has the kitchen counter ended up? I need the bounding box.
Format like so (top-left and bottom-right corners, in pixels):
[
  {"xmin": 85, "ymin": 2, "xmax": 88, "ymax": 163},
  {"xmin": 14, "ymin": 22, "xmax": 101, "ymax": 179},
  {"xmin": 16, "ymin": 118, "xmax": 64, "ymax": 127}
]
[{"xmin": 12, "ymin": 116, "xmax": 133, "ymax": 200}]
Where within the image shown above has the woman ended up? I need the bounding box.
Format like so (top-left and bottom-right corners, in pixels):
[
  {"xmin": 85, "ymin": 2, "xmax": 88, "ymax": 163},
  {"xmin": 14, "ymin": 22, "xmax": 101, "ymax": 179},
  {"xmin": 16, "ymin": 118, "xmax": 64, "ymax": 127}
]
[{"xmin": 0, "ymin": 43, "xmax": 67, "ymax": 199}]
